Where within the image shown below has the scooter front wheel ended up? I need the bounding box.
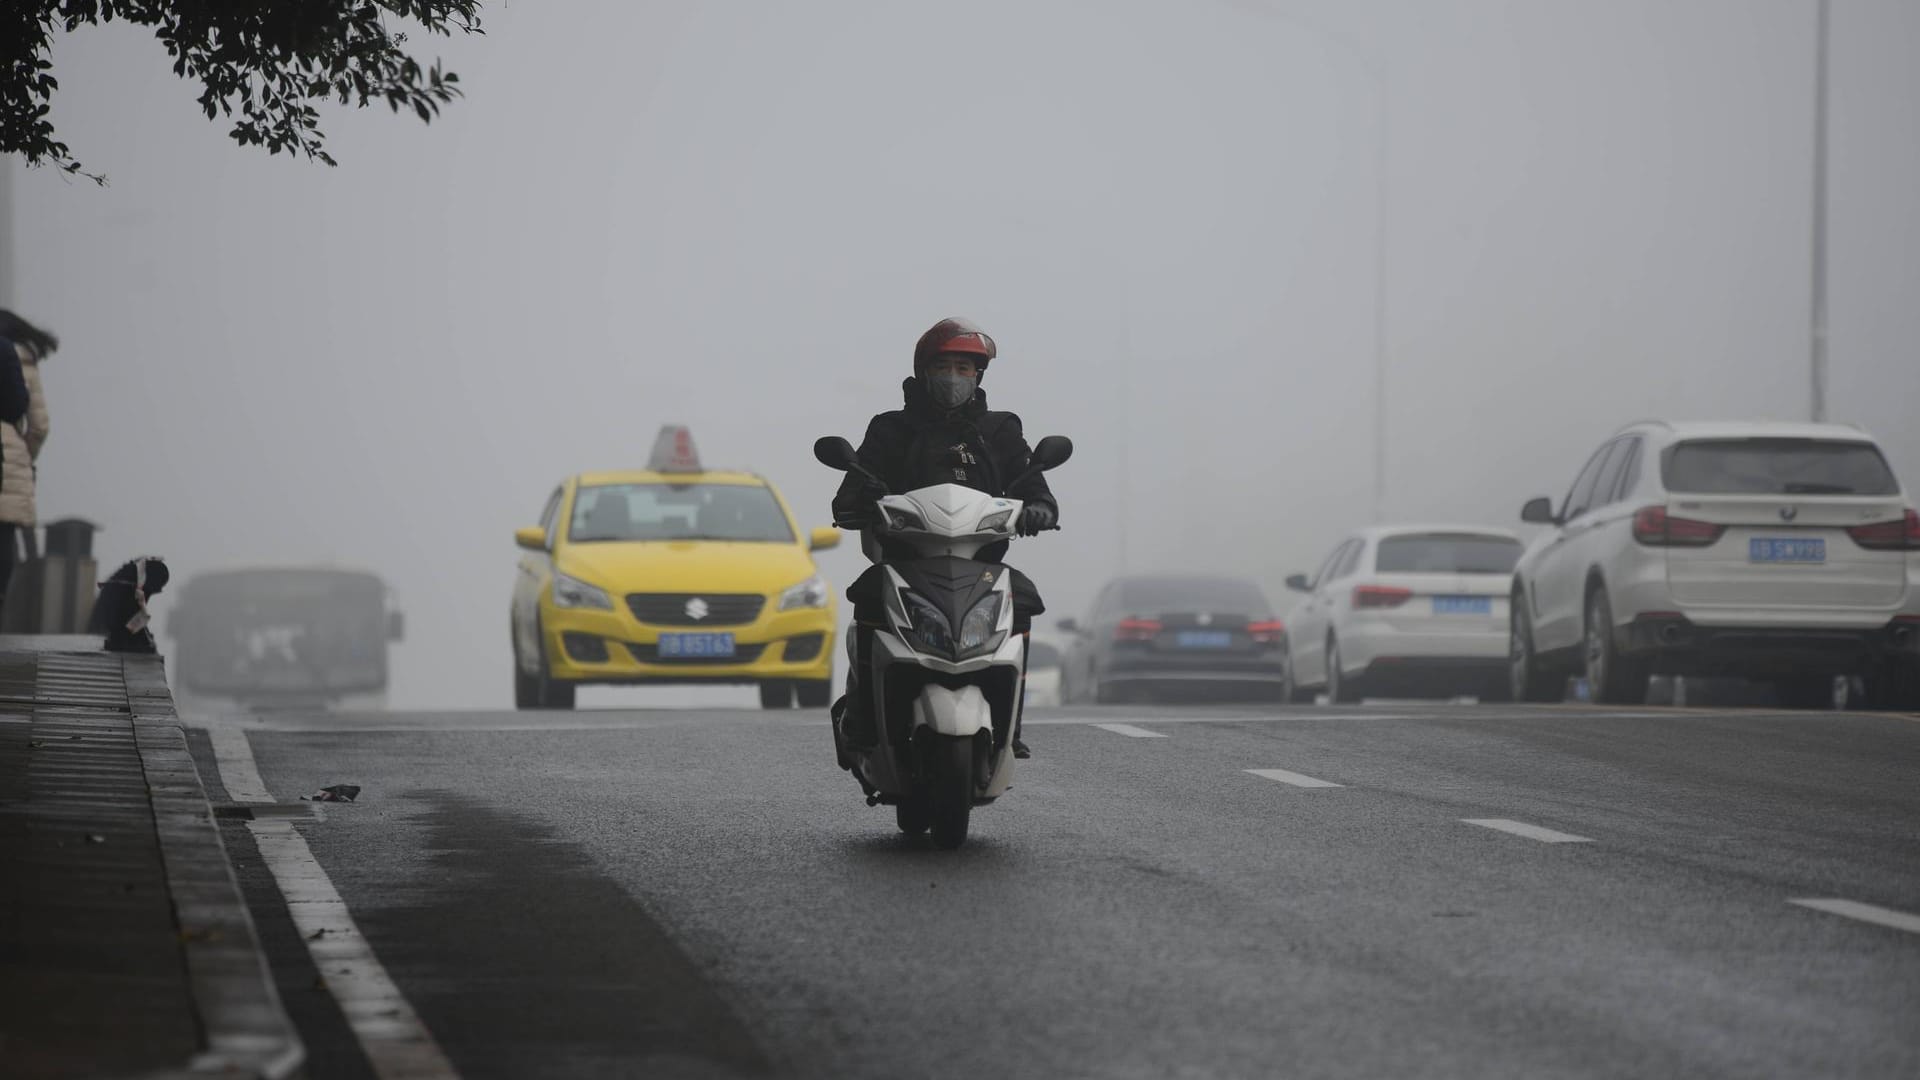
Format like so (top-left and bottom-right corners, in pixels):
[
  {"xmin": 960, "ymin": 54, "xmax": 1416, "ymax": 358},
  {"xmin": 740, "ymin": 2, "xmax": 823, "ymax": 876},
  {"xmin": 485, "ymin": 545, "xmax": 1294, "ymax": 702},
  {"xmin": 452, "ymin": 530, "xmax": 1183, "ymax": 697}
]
[
  {"xmin": 896, "ymin": 798, "xmax": 930, "ymax": 836},
  {"xmin": 928, "ymin": 734, "xmax": 976, "ymax": 850}
]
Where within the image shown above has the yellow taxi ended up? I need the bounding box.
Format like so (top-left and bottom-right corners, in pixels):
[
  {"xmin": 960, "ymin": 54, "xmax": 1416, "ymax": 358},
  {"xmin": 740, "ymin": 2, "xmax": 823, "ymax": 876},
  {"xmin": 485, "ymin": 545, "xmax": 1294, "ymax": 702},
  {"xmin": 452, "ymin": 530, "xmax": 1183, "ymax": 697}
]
[{"xmin": 510, "ymin": 426, "xmax": 840, "ymax": 710}]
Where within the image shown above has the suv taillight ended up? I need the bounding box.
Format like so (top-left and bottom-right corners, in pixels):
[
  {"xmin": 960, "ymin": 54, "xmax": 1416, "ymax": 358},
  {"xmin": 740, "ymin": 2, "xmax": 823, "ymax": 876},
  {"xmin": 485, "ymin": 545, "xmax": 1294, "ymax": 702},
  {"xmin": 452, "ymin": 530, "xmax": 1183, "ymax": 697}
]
[
  {"xmin": 1848, "ymin": 509, "xmax": 1920, "ymax": 551},
  {"xmin": 1632, "ymin": 505, "xmax": 1725, "ymax": 547},
  {"xmin": 1352, "ymin": 585, "xmax": 1412, "ymax": 609}
]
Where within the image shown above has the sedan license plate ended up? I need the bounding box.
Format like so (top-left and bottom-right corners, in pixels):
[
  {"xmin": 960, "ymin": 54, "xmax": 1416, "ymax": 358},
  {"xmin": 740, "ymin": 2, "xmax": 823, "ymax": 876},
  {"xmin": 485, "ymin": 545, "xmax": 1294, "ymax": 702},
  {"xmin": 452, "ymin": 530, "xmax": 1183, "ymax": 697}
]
[
  {"xmin": 1175, "ymin": 630, "xmax": 1234, "ymax": 649},
  {"xmin": 657, "ymin": 632, "xmax": 736, "ymax": 659},
  {"xmin": 1749, "ymin": 538, "xmax": 1825, "ymax": 564},
  {"xmin": 1431, "ymin": 595, "xmax": 1492, "ymax": 616}
]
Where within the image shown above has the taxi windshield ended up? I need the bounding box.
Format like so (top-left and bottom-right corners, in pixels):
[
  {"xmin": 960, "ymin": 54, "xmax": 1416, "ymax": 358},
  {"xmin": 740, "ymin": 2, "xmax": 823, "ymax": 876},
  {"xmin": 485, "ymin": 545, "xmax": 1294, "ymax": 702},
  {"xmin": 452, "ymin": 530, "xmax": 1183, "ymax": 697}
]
[{"xmin": 569, "ymin": 483, "xmax": 795, "ymax": 544}]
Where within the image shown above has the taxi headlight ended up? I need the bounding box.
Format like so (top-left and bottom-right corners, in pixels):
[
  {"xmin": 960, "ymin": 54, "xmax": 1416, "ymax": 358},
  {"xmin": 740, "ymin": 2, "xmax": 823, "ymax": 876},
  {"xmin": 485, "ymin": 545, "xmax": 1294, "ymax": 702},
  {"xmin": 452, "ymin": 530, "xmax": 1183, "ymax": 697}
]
[
  {"xmin": 552, "ymin": 572, "xmax": 613, "ymax": 611},
  {"xmin": 958, "ymin": 594, "xmax": 1006, "ymax": 658},
  {"xmin": 779, "ymin": 574, "xmax": 830, "ymax": 612}
]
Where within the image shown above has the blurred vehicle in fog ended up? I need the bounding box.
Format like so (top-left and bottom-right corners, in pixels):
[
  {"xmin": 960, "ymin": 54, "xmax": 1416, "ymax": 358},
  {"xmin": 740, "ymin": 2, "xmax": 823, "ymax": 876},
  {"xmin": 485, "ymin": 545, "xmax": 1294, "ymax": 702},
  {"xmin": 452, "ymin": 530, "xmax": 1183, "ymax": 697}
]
[
  {"xmin": 1510, "ymin": 420, "xmax": 1920, "ymax": 708},
  {"xmin": 1057, "ymin": 574, "xmax": 1288, "ymax": 704},
  {"xmin": 1023, "ymin": 631, "xmax": 1065, "ymax": 708},
  {"xmin": 510, "ymin": 427, "xmax": 840, "ymax": 711},
  {"xmin": 1285, "ymin": 526, "xmax": 1523, "ymax": 703},
  {"xmin": 167, "ymin": 566, "xmax": 403, "ymax": 712}
]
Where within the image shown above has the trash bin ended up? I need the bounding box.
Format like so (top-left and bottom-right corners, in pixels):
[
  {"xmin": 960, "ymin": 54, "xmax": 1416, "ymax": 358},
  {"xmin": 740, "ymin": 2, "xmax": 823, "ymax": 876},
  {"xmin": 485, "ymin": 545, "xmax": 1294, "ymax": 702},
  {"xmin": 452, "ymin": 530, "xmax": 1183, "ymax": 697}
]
[
  {"xmin": 1, "ymin": 518, "xmax": 102, "ymax": 633},
  {"xmin": 44, "ymin": 518, "xmax": 100, "ymax": 559}
]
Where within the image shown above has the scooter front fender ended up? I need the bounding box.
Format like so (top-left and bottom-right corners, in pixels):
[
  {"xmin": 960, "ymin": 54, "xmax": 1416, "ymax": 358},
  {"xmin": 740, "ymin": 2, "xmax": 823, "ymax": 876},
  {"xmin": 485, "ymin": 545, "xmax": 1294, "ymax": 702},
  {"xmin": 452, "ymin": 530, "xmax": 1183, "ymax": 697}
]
[{"xmin": 914, "ymin": 683, "xmax": 994, "ymax": 738}]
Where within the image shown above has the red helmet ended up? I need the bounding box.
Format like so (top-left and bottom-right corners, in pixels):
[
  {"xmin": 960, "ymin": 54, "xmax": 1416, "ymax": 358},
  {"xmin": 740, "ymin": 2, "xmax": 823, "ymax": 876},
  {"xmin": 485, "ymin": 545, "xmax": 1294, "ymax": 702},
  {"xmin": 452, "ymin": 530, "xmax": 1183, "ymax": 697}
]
[{"xmin": 913, "ymin": 317, "xmax": 997, "ymax": 378}]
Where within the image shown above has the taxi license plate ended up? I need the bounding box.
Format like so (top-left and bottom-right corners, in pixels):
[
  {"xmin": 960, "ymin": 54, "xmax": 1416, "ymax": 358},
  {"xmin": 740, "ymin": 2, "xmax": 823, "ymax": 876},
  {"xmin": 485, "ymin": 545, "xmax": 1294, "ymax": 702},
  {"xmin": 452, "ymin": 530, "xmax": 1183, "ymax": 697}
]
[
  {"xmin": 1749, "ymin": 538, "xmax": 1825, "ymax": 564},
  {"xmin": 657, "ymin": 632, "xmax": 736, "ymax": 658}
]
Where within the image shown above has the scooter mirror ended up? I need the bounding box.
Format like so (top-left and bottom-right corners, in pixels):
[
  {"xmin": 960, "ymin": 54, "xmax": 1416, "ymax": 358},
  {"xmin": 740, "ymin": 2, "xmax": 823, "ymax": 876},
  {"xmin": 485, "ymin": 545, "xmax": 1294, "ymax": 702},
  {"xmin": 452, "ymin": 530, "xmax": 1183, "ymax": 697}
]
[
  {"xmin": 1031, "ymin": 435, "xmax": 1073, "ymax": 471},
  {"xmin": 813, "ymin": 436, "xmax": 860, "ymax": 471}
]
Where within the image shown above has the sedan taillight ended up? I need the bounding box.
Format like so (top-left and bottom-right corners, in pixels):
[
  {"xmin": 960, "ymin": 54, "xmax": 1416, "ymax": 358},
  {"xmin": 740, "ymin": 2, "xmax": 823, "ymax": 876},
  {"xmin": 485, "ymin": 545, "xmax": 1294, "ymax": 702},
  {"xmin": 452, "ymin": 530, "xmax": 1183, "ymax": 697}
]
[
  {"xmin": 1247, "ymin": 620, "xmax": 1285, "ymax": 645},
  {"xmin": 1352, "ymin": 585, "xmax": 1412, "ymax": 609},
  {"xmin": 1632, "ymin": 505, "xmax": 1725, "ymax": 547},
  {"xmin": 1114, "ymin": 617, "xmax": 1163, "ymax": 642}
]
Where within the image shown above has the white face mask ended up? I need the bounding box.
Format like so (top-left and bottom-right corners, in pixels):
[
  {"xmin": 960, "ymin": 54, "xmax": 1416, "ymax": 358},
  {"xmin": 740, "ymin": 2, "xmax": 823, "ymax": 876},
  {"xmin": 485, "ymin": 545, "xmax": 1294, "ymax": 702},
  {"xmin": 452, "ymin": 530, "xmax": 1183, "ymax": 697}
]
[{"xmin": 926, "ymin": 373, "xmax": 977, "ymax": 409}]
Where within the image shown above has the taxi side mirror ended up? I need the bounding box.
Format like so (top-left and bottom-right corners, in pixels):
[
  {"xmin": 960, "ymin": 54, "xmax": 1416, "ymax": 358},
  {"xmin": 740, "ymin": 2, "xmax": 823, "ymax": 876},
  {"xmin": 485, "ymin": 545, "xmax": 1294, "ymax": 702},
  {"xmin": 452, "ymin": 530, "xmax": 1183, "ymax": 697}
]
[
  {"xmin": 809, "ymin": 527, "xmax": 841, "ymax": 552},
  {"xmin": 515, "ymin": 526, "xmax": 547, "ymax": 552}
]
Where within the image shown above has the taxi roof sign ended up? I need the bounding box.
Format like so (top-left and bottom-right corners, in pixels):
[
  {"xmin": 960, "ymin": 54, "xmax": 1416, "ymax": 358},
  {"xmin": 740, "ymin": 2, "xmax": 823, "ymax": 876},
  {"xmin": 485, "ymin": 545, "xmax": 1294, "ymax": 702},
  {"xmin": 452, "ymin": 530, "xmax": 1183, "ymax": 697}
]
[{"xmin": 648, "ymin": 425, "xmax": 703, "ymax": 473}]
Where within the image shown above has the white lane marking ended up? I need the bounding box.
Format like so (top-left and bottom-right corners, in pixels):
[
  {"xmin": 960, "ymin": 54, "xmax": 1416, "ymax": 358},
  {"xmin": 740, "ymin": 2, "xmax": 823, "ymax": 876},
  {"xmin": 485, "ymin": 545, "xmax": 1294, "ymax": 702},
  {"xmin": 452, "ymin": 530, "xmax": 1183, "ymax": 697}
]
[
  {"xmin": 1245, "ymin": 768, "xmax": 1344, "ymax": 789},
  {"xmin": 1462, "ymin": 819, "xmax": 1593, "ymax": 843},
  {"xmin": 1092, "ymin": 722, "xmax": 1166, "ymax": 738},
  {"xmin": 208, "ymin": 725, "xmax": 275, "ymax": 803},
  {"xmin": 1790, "ymin": 898, "xmax": 1920, "ymax": 935},
  {"xmin": 210, "ymin": 724, "xmax": 460, "ymax": 1079},
  {"xmin": 250, "ymin": 820, "xmax": 461, "ymax": 1079}
]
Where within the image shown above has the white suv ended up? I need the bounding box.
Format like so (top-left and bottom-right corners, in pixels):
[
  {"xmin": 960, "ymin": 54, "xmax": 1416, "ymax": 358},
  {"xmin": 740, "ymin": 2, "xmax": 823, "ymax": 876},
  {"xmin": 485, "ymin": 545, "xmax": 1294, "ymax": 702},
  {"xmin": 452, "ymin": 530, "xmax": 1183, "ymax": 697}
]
[{"xmin": 1509, "ymin": 421, "xmax": 1920, "ymax": 708}]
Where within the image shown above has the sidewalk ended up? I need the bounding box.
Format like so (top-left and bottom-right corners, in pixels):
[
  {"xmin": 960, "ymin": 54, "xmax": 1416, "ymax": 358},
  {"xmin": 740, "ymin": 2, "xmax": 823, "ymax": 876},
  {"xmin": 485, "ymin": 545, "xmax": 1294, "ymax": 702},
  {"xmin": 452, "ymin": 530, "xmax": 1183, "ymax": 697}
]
[{"xmin": 0, "ymin": 636, "xmax": 301, "ymax": 1079}]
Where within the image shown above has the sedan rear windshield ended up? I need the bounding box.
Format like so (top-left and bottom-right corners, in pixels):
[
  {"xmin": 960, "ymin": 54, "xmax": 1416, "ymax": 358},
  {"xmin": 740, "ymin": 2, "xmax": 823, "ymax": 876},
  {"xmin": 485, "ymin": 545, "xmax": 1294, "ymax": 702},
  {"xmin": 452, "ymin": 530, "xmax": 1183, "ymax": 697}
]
[
  {"xmin": 1374, "ymin": 534, "xmax": 1522, "ymax": 574},
  {"xmin": 1120, "ymin": 576, "xmax": 1271, "ymax": 615},
  {"xmin": 1663, "ymin": 439, "xmax": 1900, "ymax": 496},
  {"xmin": 570, "ymin": 483, "xmax": 794, "ymax": 543}
]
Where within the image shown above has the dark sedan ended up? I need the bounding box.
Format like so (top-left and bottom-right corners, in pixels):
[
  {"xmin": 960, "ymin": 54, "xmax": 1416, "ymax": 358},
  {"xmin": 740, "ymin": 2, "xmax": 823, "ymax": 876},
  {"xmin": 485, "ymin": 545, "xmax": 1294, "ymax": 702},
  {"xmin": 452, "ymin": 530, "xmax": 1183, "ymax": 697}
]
[{"xmin": 1059, "ymin": 574, "xmax": 1290, "ymax": 704}]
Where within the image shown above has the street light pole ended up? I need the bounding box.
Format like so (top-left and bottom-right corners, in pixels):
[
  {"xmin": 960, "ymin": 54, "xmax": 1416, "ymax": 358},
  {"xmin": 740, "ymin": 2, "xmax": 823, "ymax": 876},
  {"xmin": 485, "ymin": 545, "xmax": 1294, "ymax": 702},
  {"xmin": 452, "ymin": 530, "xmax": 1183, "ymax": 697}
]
[
  {"xmin": 1810, "ymin": 0, "xmax": 1831, "ymax": 423},
  {"xmin": 1370, "ymin": 88, "xmax": 1389, "ymax": 521}
]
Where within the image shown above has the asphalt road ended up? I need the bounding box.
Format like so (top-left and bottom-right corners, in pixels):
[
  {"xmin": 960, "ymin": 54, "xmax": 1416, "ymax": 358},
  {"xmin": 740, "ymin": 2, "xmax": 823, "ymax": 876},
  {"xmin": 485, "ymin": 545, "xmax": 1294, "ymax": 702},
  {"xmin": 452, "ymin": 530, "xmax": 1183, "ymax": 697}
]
[{"xmin": 187, "ymin": 700, "xmax": 1920, "ymax": 1080}]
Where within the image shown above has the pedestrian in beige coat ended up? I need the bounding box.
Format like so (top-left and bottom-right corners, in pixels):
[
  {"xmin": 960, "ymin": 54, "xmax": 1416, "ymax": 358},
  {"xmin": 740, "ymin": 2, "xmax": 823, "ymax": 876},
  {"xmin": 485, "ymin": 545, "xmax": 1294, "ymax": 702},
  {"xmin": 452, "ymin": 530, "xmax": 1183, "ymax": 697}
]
[{"xmin": 0, "ymin": 311, "xmax": 54, "ymax": 601}]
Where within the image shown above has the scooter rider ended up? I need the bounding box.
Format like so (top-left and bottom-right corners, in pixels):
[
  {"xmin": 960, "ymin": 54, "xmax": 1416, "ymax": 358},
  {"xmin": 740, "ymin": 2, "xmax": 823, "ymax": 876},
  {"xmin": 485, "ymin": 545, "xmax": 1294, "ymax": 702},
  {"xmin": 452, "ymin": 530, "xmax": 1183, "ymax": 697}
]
[{"xmin": 832, "ymin": 317, "xmax": 1059, "ymax": 760}]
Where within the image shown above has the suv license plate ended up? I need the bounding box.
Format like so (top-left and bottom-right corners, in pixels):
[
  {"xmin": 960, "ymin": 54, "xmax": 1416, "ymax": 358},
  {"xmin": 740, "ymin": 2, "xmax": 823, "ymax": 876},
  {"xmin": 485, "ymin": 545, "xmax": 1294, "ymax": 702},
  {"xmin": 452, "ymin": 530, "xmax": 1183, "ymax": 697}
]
[{"xmin": 1749, "ymin": 538, "xmax": 1825, "ymax": 564}]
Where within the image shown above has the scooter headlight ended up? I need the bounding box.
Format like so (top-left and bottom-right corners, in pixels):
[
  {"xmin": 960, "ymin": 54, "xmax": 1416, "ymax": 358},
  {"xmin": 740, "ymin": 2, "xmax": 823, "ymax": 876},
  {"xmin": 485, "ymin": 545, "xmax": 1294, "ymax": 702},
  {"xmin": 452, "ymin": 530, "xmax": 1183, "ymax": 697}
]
[
  {"xmin": 899, "ymin": 592, "xmax": 954, "ymax": 656},
  {"xmin": 959, "ymin": 594, "xmax": 1006, "ymax": 658}
]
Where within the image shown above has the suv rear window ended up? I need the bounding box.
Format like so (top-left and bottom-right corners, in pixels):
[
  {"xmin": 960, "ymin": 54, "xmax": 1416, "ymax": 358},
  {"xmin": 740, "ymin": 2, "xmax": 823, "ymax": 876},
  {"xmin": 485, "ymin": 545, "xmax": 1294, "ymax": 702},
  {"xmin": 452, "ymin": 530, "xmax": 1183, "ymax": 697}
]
[
  {"xmin": 1375, "ymin": 534, "xmax": 1522, "ymax": 574},
  {"xmin": 1663, "ymin": 439, "xmax": 1900, "ymax": 496}
]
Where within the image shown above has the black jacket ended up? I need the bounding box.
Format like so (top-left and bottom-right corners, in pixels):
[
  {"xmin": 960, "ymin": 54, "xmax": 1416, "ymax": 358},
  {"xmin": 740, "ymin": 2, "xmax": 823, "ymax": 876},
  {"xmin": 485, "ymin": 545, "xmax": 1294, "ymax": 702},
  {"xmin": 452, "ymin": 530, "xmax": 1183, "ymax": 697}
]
[{"xmin": 832, "ymin": 378, "xmax": 1058, "ymax": 527}]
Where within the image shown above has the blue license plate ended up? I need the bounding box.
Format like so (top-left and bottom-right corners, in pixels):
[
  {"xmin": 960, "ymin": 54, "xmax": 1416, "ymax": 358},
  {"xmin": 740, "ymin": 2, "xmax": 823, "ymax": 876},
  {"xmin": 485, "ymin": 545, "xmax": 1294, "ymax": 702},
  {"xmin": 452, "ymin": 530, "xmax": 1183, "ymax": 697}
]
[
  {"xmin": 1749, "ymin": 538, "xmax": 1825, "ymax": 564},
  {"xmin": 657, "ymin": 632, "xmax": 736, "ymax": 658},
  {"xmin": 1432, "ymin": 596, "xmax": 1492, "ymax": 616},
  {"xmin": 1175, "ymin": 630, "xmax": 1234, "ymax": 649}
]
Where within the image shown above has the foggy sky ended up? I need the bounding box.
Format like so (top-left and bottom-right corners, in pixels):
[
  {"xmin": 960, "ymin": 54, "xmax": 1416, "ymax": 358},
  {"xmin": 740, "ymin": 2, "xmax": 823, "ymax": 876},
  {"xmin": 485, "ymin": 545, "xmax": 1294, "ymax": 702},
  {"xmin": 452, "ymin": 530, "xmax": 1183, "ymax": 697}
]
[{"xmin": 10, "ymin": 0, "xmax": 1919, "ymax": 709}]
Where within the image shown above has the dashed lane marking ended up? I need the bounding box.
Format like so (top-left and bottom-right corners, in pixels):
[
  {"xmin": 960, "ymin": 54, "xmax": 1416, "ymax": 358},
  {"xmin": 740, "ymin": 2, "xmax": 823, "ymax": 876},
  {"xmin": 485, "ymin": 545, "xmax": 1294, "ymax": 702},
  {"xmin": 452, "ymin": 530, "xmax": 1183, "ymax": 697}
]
[
  {"xmin": 1245, "ymin": 768, "xmax": 1344, "ymax": 789},
  {"xmin": 1789, "ymin": 898, "xmax": 1920, "ymax": 935},
  {"xmin": 1092, "ymin": 723, "xmax": 1167, "ymax": 738},
  {"xmin": 1461, "ymin": 819, "xmax": 1593, "ymax": 843}
]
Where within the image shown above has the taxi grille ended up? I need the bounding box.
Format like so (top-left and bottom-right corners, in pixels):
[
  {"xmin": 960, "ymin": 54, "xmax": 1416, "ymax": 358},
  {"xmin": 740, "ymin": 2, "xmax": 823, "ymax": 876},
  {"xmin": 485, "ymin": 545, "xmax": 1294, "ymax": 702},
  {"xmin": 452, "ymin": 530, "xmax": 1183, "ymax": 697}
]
[
  {"xmin": 625, "ymin": 593, "xmax": 766, "ymax": 626},
  {"xmin": 627, "ymin": 642, "xmax": 768, "ymax": 665}
]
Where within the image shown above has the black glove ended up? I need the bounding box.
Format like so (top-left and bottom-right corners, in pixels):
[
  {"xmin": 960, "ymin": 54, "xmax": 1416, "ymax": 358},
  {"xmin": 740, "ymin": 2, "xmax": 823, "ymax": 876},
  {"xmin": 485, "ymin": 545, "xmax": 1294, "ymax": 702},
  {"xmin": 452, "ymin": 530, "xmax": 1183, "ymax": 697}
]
[{"xmin": 1016, "ymin": 503, "xmax": 1056, "ymax": 536}]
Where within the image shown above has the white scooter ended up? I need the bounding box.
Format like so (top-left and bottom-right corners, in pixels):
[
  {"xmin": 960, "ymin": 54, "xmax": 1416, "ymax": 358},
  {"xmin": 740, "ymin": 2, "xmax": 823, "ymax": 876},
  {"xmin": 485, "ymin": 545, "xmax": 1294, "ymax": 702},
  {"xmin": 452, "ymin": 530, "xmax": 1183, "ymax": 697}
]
[{"xmin": 813, "ymin": 434, "xmax": 1072, "ymax": 849}]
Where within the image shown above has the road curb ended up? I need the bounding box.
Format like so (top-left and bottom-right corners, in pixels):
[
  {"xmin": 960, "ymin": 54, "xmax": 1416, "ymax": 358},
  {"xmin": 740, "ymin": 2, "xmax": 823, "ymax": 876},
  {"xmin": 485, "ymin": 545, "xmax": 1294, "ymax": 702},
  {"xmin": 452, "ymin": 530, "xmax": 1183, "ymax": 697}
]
[{"xmin": 124, "ymin": 654, "xmax": 306, "ymax": 1080}]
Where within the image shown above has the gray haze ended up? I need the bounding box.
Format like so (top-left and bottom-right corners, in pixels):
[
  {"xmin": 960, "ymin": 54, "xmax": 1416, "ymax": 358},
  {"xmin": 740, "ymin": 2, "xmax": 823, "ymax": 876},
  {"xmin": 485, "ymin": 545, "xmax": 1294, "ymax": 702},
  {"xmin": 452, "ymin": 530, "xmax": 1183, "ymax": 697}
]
[{"xmin": 10, "ymin": 0, "xmax": 1919, "ymax": 709}]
